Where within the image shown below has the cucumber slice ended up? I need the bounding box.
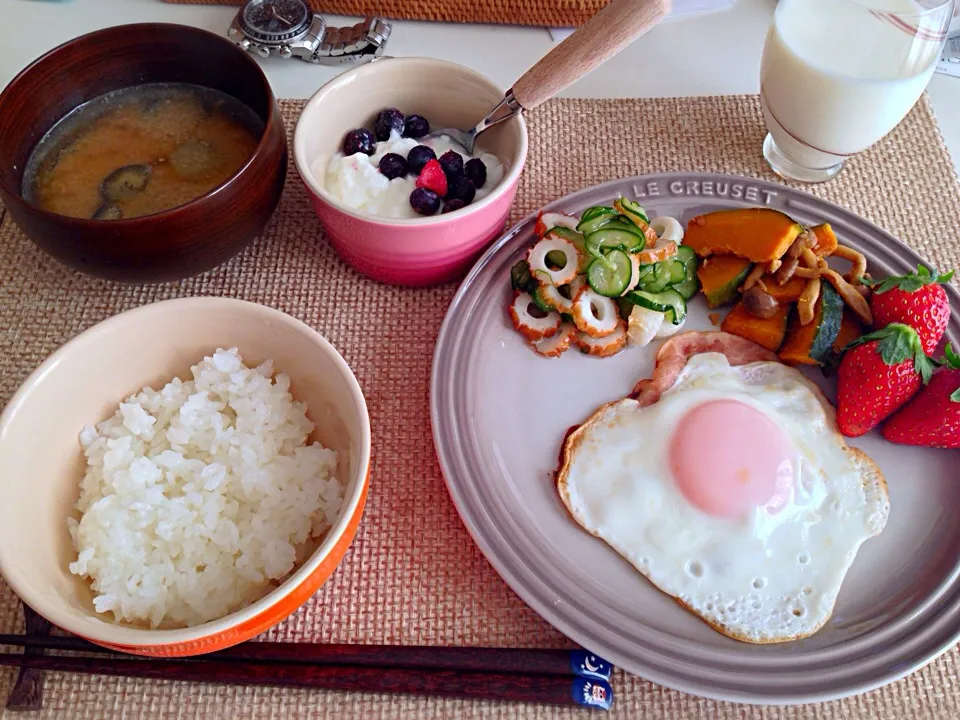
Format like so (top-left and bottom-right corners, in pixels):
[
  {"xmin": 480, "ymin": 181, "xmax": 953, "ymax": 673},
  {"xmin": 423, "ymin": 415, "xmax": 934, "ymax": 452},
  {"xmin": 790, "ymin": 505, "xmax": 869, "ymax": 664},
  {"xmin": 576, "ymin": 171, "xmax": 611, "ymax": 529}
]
[
  {"xmin": 587, "ymin": 249, "xmax": 633, "ymax": 297},
  {"xmin": 626, "ymin": 288, "xmax": 686, "ymax": 325},
  {"xmin": 675, "ymin": 244, "xmax": 698, "ymax": 275},
  {"xmin": 579, "ymin": 206, "xmax": 617, "ymax": 224},
  {"xmin": 532, "ymin": 285, "xmax": 554, "ymax": 312},
  {"xmin": 639, "ymin": 262, "xmax": 672, "ymax": 293},
  {"xmin": 547, "ymin": 226, "xmax": 583, "ymax": 243},
  {"xmin": 655, "ymin": 260, "xmax": 681, "ymax": 285},
  {"xmin": 584, "ymin": 235, "xmax": 605, "ymax": 259},
  {"xmin": 615, "ymin": 197, "xmax": 650, "ymax": 224},
  {"xmin": 665, "ymin": 291, "xmax": 687, "ymax": 325},
  {"xmin": 585, "ymin": 228, "xmax": 644, "ymax": 253},
  {"xmin": 667, "ymin": 259, "xmax": 686, "ymax": 284},
  {"xmin": 600, "ymin": 219, "xmax": 644, "ymax": 239},
  {"xmin": 673, "ymin": 277, "xmax": 699, "ymax": 301},
  {"xmin": 636, "ymin": 264, "xmax": 655, "ymax": 282},
  {"xmin": 671, "ymin": 244, "xmax": 700, "ymax": 300},
  {"xmin": 577, "ymin": 212, "xmax": 619, "ymax": 236},
  {"xmin": 640, "ymin": 277, "xmax": 669, "ymax": 293}
]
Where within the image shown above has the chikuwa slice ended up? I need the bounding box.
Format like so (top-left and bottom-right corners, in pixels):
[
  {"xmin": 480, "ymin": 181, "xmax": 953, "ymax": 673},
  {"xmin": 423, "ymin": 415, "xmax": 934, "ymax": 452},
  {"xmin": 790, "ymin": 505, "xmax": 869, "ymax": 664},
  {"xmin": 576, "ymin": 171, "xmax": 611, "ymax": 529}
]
[
  {"xmin": 576, "ymin": 321, "xmax": 628, "ymax": 357},
  {"xmin": 572, "ymin": 288, "xmax": 621, "ymax": 337},
  {"xmin": 528, "ymin": 236, "xmax": 580, "ymax": 286},
  {"xmin": 535, "ymin": 323, "xmax": 578, "ymax": 357},
  {"xmin": 509, "ymin": 292, "xmax": 561, "ymax": 341}
]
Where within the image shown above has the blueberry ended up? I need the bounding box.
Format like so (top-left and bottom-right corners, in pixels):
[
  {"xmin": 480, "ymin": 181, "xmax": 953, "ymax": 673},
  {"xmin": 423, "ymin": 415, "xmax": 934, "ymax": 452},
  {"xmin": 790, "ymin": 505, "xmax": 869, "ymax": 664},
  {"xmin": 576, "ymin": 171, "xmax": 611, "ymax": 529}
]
[
  {"xmin": 447, "ymin": 177, "xmax": 476, "ymax": 205},
  {"xmin": 464, "ymin": 158, "xmax": 487, "ymax": 188},
  {"xmin": 374, "ymin": 108, "xmax": 405, "ymax": 141},
  {"xmin": 403, "ymin": 114, "xmax": 430, "ymax": 139},
  {"xmin": 342, "ymin": 128, "xmax": 376, "ymax": 156},
  {"xmin": 407, "ymin": 145, "xmax": 436, "ymax": 174},
  {"xmin": 442, "ymin": 199, "xmax": 466, "ymax": 214},
  {"xmin": 410, "ymin": 188, "xmax": 441, "ymax": 216},
  {"xmin": 378, "ymin": 153, "xmax": 408, "ymax": 180},
  {"xmin": 438, "ymin": 150, "xmax": 464, "ymax": 183}
]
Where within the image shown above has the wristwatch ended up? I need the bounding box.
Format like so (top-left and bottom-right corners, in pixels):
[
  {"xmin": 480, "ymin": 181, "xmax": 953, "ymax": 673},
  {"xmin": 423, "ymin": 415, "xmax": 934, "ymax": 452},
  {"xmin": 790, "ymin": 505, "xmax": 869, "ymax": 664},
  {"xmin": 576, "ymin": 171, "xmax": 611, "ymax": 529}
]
[{"xmin": 228, "ymin": 0, "xmax": 391, "ymax": 66}]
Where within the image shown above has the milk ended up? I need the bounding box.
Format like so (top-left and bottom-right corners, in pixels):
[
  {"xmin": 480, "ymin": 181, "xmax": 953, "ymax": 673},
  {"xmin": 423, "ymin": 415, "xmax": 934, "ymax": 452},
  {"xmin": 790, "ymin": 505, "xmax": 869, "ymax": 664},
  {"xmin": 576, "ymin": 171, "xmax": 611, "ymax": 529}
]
[{"xmin": 760, "ymin": 0, "xmax": 944, "ymax": 171}]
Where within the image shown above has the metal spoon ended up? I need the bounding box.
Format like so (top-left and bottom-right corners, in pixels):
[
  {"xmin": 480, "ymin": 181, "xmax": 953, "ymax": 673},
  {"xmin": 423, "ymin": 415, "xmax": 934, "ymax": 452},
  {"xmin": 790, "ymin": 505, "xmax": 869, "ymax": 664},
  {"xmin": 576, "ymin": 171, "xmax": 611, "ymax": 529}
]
[{"xmin": 425, "ymin": 0, "xmax": 672, "ymax": 155}]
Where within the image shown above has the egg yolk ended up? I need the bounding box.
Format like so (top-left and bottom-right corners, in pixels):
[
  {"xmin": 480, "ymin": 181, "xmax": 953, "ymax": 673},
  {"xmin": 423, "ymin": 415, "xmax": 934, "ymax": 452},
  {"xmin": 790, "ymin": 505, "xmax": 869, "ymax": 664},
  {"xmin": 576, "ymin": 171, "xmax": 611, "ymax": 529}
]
[{"xmin": 669, "ymin": 399, "xmax": 796, "ymax": 519}]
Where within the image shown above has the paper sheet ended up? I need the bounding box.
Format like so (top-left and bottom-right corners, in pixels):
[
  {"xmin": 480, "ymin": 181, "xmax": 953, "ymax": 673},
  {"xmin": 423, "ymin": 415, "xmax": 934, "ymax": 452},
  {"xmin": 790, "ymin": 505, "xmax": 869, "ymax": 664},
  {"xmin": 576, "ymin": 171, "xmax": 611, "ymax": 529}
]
[
  {"xmin": 548, "ymin": 0, "xmax": 735, "ymax": 40},
  {"xmin": 935, "ymin": 15, "xmax": 960, "ymax": 78}
]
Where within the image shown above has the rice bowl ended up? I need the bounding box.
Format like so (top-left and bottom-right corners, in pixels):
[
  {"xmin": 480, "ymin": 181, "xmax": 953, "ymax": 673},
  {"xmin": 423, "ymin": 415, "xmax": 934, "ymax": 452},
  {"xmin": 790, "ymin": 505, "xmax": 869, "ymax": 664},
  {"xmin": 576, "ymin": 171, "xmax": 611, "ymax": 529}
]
[
  {"xmin": 0, "ymin": 297, "xmax": 370, "ymax": 656},
  {"xmin": 69, "ymin": 348, "xmax": 343, "ymax": 629}
]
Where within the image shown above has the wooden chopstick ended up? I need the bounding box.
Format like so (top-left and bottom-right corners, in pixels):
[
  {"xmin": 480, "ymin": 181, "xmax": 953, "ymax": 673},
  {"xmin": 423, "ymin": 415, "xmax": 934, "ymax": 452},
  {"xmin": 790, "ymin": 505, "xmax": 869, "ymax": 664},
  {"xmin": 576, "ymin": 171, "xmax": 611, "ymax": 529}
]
[
  {"xmin": 2, "ymin": 608, "xmax": 50, "ymax": 711},
  {"xmin": 0, "ymin": 635, "xmax": 610, "ymax": 679},
  {"xmin": 0, "ymin": 653, "xmax": 614, "ymax": 709}
]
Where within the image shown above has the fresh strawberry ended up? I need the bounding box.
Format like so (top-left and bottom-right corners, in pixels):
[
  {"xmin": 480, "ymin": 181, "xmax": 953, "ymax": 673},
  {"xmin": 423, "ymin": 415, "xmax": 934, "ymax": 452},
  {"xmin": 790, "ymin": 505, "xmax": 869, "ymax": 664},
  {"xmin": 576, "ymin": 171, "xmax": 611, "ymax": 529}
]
[
  {"xmin": 883, "ymin": 343, "xmax": 960, "ymax": 448},
  {"xmin": 836, "ymin": 323, "xmax": 935, "ymax": 437},
  {"xmin": 416, "ymin": 159, "xmax": 448, "ymax": 197},
  {"xmin": 867, "ymin": 265, "xmax": 954, "ymax": 354}
]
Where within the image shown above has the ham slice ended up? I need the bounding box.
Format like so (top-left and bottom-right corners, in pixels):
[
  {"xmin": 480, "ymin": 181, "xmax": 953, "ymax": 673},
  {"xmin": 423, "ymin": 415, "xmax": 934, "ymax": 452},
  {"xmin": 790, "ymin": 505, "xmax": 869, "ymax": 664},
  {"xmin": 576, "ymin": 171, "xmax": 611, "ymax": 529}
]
[
  {"xmin": 629, "ymin": 331, "xmax": 777, "ymax": 407},
  {"xmin": 557, "ymin": 331, "xmax": 776, "ymax": 467}
]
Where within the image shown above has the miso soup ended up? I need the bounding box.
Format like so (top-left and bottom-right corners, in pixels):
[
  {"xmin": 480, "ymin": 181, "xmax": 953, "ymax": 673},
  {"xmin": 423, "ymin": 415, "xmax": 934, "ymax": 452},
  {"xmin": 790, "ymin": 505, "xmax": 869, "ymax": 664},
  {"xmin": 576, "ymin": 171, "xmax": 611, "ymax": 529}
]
[{"xmin": 23, "ymin": 83, "xmax": 264, "ymax": 221}]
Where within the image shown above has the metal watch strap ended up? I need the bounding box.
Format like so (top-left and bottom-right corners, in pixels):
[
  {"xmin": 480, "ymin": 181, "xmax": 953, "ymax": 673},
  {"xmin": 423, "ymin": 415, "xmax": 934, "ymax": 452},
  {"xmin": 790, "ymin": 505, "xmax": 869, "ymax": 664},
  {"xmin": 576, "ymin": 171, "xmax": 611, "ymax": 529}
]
[{"xmin": 311, "ymin": 17, "xmax": 391, "ymax": 65}]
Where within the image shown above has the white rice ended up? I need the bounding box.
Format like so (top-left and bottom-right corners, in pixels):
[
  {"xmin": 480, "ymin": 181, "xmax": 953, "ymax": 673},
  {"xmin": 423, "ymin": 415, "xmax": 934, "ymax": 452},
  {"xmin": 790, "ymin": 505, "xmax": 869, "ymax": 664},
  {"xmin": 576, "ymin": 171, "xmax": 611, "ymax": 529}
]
[{"xmin": 68, "ymin": 348, "xmax": 342, "ymax": 629}]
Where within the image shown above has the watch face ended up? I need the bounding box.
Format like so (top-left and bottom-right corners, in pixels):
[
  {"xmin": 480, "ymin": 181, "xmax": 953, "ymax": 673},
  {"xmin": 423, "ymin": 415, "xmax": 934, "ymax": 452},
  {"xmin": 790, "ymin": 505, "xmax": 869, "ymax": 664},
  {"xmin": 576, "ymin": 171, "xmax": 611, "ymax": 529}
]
[{"xmin": 240, "ymin": 0, "xmax": 311, "ymax": 42}]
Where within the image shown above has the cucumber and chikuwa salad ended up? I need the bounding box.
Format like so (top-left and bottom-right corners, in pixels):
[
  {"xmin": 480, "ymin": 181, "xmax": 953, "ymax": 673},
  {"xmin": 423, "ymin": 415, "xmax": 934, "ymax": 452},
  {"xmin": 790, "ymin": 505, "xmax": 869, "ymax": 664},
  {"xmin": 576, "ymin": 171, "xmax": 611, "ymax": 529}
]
[{"xmin": 509, "ymin": 198, "xmax": 701, "ymax": 359}]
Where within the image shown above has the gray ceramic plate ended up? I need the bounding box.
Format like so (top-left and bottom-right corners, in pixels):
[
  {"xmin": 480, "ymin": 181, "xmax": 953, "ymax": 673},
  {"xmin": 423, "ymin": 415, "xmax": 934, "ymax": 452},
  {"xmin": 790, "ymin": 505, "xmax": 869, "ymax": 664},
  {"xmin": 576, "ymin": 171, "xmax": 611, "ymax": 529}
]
[{"xmin": 431, "ymin": 173, "xmax": 960, "ymax": 704}]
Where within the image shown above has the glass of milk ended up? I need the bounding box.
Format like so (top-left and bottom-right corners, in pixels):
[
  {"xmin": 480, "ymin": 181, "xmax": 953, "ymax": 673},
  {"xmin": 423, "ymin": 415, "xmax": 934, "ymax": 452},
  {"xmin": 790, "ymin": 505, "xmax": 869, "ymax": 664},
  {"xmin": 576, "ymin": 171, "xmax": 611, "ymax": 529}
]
[{"xmin": 760, "ymin": 0, "xmax": 954, "ymax": 183}]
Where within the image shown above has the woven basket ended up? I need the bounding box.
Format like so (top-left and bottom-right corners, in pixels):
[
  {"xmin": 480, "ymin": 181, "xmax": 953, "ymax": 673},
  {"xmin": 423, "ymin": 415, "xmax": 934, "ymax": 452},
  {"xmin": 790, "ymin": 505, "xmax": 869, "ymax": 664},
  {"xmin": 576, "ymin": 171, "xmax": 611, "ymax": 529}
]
[{"xmin": 160, "ymin": 0, "xmax": 604, "ymax": 27}]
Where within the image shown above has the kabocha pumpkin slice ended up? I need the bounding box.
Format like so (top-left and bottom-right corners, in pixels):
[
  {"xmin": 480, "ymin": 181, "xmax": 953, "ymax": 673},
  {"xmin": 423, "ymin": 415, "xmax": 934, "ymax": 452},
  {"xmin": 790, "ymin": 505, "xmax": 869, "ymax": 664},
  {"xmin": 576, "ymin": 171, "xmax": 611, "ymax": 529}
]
[
  {"xmin": 833, "ymin": 309, "xmax": 864, "ymax": 353},
  {"xmin": 762, "ymin": 275, "xmax": 806, "ymax": 303},
  {"xmin": 721, "ymin": 301, "xmax": 791, "ymax": 352},
  {"xmin": 811, "ymin": 223, "xmax": 839, "ymax": 257},
  {"xmin": 779, "ymin": 282, "xmax": 844, "ymax": 366},
  {"xmin": 684, "ymin": 208, "xmax": 804, "ymax": 262},
  {"xmin": 697, "ymin": 255, "xmax": 754, "ymax": 308}
]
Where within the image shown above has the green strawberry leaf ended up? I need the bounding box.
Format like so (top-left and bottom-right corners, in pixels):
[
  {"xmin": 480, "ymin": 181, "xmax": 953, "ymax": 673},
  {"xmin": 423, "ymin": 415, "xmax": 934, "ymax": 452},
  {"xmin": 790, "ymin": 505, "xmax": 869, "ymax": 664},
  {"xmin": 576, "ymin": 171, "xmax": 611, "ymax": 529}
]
[
  {"xmin": 945, "ymin": 342, "xmax": 960, "ymax": 370},
  {"xmin": 944, "ymin": 344, "xmax": 960, "ymax": 403},
  {"xmin": 868, "ymin": 264, "xmax": 955, "ymax": 294},
  {"xmin": 843, "ymin": 324, "xmax": 906, "ymax": 353},
  {"xmin": 912, "ymin": 343, "xmax": 935, "ymax": 385},
  {"xmin": 845, "ymin": 323, "xmax": 935, "ymax": 383}
]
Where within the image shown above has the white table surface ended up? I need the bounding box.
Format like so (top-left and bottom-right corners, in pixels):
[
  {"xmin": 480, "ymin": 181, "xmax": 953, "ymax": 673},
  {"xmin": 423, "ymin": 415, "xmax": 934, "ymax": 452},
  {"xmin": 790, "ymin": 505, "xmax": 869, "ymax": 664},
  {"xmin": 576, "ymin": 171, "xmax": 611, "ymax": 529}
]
[{"xmin": 1, "ymin": 0, "xmax": 959, "ymax": 175}]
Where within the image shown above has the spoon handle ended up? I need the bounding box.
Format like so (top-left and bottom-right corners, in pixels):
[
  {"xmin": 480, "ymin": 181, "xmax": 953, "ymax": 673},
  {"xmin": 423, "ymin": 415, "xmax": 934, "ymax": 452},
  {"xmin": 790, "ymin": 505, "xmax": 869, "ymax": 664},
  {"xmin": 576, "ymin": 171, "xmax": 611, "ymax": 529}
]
[{"xmin": 509, "ymin": 0, "xmax": 672, "ymax": 111}]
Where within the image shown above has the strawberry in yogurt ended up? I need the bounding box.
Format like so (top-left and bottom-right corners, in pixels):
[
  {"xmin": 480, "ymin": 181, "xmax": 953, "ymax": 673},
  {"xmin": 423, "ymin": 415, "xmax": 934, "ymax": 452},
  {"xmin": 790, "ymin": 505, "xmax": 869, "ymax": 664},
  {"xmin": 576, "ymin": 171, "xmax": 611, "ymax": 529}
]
[{"xmin": 322, "ymin": 108, "xmax": 504, "ymax": 218}]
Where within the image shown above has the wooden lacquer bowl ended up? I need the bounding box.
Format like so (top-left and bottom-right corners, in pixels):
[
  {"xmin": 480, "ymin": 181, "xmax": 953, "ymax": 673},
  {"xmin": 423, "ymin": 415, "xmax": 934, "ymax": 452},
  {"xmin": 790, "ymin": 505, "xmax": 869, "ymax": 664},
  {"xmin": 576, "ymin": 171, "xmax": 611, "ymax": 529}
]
[{"xmin": 0, "ymin": 23, "xmax": 287, "ymax": 283}]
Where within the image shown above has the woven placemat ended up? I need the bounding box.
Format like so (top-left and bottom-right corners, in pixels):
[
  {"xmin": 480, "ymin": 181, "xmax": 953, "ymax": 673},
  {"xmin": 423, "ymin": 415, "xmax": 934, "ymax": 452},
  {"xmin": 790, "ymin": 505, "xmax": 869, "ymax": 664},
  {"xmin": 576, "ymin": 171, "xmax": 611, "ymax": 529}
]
[
  {"xmin": 160, "ymin": 0, "xmax": 605, "ymax": 27},
  {"xmin": 2, "ymin": 95, "xmax": 960, "ymax": 718}
]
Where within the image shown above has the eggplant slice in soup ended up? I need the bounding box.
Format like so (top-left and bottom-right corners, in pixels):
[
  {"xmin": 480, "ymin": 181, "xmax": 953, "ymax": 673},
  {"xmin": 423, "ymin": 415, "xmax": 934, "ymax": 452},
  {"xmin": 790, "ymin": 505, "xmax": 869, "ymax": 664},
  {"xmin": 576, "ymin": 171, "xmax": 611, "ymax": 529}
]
[
  {"xmin": 92, "ymin": 203, "xmax": 123, "ymax": 221},
  {"xmin": 169, "ymin": 140, "xmax": 216, "ymax": 180},
  {"xmin": 100, "ymin": 164, "xmax": 152, "ymax": 202}
]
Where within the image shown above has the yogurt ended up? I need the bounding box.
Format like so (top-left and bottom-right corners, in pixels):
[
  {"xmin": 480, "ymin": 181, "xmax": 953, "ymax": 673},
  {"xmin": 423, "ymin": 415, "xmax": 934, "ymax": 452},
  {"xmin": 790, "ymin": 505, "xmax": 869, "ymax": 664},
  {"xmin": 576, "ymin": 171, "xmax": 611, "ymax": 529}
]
[{"xmin": 321, "ymin": 132, "xmax": 504, "ymax": 219}]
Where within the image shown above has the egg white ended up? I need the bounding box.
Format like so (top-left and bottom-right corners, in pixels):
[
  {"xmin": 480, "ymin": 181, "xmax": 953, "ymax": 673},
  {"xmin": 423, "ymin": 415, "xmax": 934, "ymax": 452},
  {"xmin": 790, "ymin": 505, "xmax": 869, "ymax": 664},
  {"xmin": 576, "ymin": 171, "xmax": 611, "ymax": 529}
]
[{"xmin": 557, "ymin": 352, "xmax": 889, "ymax": 643}]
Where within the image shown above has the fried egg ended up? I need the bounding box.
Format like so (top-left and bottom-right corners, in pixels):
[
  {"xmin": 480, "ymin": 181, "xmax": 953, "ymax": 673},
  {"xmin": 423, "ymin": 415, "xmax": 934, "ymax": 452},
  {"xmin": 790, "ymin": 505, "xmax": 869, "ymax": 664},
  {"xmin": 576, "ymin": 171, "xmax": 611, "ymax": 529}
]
[{"xmin": 556, "ymin": 351, "xmax": 890, "ymax": 643}]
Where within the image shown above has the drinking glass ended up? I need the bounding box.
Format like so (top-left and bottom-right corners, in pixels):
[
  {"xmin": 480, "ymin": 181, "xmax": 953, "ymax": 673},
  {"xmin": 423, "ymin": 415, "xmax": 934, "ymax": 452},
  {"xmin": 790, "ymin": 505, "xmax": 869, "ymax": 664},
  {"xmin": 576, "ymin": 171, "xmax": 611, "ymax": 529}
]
[{"xmin": 760, "ymin": 0, "xmax": 955, "ymax": 183}]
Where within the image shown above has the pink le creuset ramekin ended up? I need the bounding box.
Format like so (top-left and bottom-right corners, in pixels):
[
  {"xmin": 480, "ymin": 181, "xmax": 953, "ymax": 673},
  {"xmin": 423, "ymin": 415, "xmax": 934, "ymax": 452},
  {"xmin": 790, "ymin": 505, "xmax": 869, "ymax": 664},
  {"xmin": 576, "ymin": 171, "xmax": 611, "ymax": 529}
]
[{"xmin": 293, "ymin": 57, "xmax": 528, "ymax": 286}]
